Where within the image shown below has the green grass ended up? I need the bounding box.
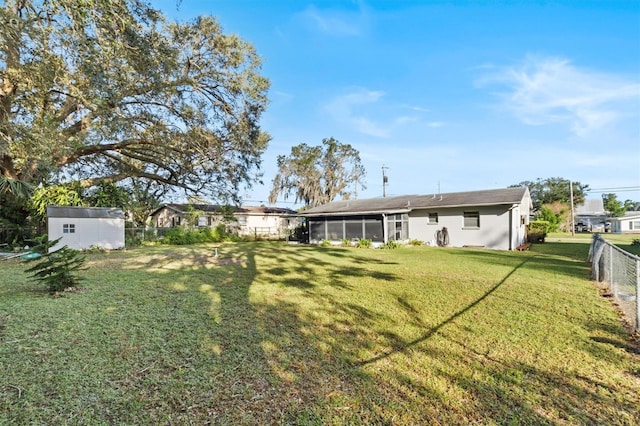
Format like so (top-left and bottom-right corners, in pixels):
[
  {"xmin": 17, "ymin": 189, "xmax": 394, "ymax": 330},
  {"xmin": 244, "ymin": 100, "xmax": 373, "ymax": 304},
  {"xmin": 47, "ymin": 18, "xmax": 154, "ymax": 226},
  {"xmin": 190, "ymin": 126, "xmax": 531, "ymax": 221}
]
[
  {"xmin": 1, "ymin": 242, "xmax": 638, "ymax": 424},
  {"xmin": 547, "ymin": 231, "xmax": 640, "ymax": 256}
]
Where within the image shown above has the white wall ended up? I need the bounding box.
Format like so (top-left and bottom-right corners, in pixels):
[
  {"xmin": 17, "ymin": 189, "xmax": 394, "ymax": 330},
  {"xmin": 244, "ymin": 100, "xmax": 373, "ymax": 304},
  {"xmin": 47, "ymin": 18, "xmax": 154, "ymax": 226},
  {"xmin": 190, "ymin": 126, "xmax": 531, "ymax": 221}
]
[
  {"xmin": 48, "ymin": 217, "xmax": 125, "ymax": 251},
  {"xmin": 238, "ymin": 214, "xmax": 299, "ymax": 237},
  {"xmin": 408, "ymin": 205, "xmax": 518, "ymax": 250}
]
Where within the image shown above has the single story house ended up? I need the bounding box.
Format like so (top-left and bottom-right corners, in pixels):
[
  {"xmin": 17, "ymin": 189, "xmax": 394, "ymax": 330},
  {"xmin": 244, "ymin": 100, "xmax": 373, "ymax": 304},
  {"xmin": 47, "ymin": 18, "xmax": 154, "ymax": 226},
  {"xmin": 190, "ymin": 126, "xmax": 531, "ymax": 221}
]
[
  {"xmin": 300, "ymin": 187, "xmax": 532, "ymax": 250},
  {"xmin": 610, "ymin": 211, "xmax": 640, "ymax": 234},
  {"xmin": 149, "ymin": 204, "xmax": 299, "ymax": 239},
  {"xmin": 47, "ymin": 206, "xmax": 125, "ymax": 251},
  {"xmin": 575, "ymin": 199, "xmax": 608, "ymax": 232}
]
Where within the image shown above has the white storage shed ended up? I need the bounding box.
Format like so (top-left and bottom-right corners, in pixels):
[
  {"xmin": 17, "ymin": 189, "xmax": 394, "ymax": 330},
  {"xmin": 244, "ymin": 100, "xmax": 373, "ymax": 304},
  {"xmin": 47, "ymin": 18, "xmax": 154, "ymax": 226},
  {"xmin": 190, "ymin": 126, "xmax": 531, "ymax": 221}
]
[{"xmin": 47, "ymin": 206, "xmax": 125, "ymax": 251}]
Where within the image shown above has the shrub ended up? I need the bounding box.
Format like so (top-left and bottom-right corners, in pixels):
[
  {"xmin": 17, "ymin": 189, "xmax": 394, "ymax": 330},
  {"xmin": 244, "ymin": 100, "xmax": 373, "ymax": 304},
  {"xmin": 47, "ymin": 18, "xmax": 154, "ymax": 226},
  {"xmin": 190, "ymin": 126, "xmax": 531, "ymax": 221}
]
[
  {"xmin": 321, "ymin": 239, "xmax": 331, "ymax": 247},
  {"xmin": 533, "ymin": 207, "xmax": 561, "ymax": 232},
  {"xmin": 357, "ymin": 238, "xmax": 371, "ymax": 248},
  {"xmin": 527, "ymin": 220, "xmax": 550, "ymax": 243},
  {"xmin": 160, "ymin": 225, "xmax": 234, "ymax": 245},
  {"xmin": 288, "ymin": 225, "xmax": 307, "ymax": 242},
  {"xmin": 341, "ymin": 238, "xmax": 352, "ymax": 247},
  {"xmin": 631, "ymin": 239, "xmax": 640, "ymax": 247},
  {"xmin": 408, "ymin": 239, "xmax": 424, "ymax": 246},
  {"xmin": 24, "ymin": 236, "xmax": 86, "ymax": 294},
  {"xmin": 529, "ymin": 220, "xmax": 552, "ymax": 234},
  {"xmin": 381, "ymin": 240, "xmax": 399, "ymax": 249}
]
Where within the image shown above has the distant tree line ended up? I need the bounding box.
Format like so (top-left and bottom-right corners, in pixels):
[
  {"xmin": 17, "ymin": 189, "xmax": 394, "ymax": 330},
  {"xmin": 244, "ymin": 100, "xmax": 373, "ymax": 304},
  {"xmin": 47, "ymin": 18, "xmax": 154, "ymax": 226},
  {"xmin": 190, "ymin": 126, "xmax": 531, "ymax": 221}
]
[{"xmin": 511, "ymin": 177, "xmax": 639, "ymax": 232}]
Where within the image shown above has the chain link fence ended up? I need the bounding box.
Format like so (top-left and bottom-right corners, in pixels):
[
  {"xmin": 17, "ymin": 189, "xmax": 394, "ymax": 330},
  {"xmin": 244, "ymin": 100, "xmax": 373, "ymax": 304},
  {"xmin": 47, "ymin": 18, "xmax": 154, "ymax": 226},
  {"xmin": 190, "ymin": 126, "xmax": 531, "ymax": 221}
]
[
  {"xmin": 589, "ymin": 234, "xmax": 639, "ymax": 332},
  {"xmin": 124, "ymin": 226, "xmax": 293, "ymax": 246}
]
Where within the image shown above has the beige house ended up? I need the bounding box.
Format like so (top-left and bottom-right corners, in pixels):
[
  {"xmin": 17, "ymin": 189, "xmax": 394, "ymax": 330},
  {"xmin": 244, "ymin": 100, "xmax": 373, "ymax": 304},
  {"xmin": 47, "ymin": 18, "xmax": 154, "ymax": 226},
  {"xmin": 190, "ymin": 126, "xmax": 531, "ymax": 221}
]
[
  {"xmin": 301, "ymin": 187, "xmax": 532, "ymax": 250},
  {"xmin": 149, "ymin": 204, "xmax": 299, "ymax": 239}
]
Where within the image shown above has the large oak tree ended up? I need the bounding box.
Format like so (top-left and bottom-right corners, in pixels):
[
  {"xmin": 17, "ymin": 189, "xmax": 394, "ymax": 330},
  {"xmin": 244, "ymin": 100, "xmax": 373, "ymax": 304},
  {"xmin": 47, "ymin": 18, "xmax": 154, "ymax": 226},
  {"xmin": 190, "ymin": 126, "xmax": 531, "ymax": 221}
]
[
  {"xmin": 269, "ymin": 137, "xmax": 366, "ymax": 207},
  {"xmin": 0, "ymin": 0, "xmax": 270, "ymax": 201},
  {"xmin": 511, "ymin": 177, "xmax": 589, "ymax": 210}
]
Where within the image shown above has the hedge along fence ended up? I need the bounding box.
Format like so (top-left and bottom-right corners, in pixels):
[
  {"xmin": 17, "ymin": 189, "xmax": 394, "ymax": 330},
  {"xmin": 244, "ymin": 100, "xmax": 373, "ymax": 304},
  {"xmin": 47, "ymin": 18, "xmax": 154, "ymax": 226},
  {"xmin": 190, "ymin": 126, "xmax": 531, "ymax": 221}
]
[{"xmin": 589, "ymin": 233, "xmax": 640, "ymax": 332}]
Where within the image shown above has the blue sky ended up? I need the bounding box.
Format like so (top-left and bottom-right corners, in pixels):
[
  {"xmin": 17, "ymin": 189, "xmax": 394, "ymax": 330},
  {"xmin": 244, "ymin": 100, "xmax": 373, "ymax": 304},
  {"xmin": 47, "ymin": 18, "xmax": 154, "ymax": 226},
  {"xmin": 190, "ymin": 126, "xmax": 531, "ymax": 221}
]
[{"xmin": 153, "ymin": 0, "xmax": 640, "ymax": 207}]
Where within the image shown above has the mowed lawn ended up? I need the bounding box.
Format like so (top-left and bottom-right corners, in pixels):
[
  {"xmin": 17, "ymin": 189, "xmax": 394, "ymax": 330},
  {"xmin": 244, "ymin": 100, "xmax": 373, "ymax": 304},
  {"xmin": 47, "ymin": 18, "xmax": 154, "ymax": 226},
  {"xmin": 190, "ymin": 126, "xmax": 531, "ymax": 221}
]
[{"xmin": 1, "ymin": 241, "xmax": 638, "ymax": 424}]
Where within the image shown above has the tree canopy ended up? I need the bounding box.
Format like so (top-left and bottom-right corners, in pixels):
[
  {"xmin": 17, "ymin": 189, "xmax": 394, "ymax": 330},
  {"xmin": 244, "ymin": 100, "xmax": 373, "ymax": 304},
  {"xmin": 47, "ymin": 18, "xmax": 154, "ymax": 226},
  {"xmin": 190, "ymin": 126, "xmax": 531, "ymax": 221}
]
[
  {"xmin": 269, "ymin": 137, "xmax": 366, "ymax": 207},
  {"xmin": 511, "ymin": 177, "xmax": 589, "ymax": 210},
  {"xmin": 1, "ymin": 0, "xmax": 270, "ymax": 201},
  {"xmin": 602, "ymin": 193, "xmax": 627, "ymax": 217}
]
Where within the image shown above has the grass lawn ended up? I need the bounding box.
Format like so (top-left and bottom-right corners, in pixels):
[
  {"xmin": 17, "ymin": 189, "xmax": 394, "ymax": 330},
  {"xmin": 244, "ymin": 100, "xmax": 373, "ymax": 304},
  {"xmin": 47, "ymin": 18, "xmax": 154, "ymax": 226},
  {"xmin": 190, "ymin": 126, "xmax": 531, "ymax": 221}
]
[
  {"xmin": 1, "ymin": 241, "xmax": 638, "ymax": 424},
  {"xmin": 547, "ymin": 232, "xmax": 640, "ymax": 257}
]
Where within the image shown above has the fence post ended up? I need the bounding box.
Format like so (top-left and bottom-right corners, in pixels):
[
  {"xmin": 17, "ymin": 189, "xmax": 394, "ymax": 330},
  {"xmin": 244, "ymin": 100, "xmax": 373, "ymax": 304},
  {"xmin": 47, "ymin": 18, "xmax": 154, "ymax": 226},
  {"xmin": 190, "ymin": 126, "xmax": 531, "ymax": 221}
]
[
  {"xmin": 610, "ymin": 244, "xmax": 615, "ymax": 297},
  {"xmin": 637, "ymin": 258, "xmax": 640, "ymax": 332}
]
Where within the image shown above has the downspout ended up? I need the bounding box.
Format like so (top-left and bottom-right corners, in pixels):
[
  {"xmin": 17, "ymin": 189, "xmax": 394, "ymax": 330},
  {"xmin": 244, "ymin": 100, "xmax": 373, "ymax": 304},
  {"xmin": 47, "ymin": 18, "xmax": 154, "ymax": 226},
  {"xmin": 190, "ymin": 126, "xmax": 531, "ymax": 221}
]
[{"xmin": 508, "ymin": 204, "xmax": 517, "ymax": 251}]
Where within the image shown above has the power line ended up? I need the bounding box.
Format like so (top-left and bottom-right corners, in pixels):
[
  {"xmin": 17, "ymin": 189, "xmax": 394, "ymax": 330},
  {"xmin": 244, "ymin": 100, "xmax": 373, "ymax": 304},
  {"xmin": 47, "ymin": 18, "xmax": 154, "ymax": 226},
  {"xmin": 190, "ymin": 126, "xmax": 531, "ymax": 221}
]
[{"xmin": 588, "ymin": 186, "xmax": 640, "ymax": 194}]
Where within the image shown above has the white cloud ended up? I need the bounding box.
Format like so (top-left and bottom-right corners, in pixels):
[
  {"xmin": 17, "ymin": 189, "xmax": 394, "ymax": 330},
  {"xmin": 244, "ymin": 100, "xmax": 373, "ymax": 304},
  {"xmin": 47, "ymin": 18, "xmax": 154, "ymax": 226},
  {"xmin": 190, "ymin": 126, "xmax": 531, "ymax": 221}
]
[
  {"xmin": 426, "ymin": 121, "xmax": 445, "ymax": 128},
  {"xmin": 324, "ymin": 88, "xmax": 390, "ymax": 138},
  {"xmin": 479, "ymin": 56, "xmax": 640, "ymax": 137},
  {"xmin": 323, "ymin": 89, "xmax": 447, "ymax": 138},
  {"xmin": 298, "ymin": 4, "xmax": 369, "ymax": 37}
]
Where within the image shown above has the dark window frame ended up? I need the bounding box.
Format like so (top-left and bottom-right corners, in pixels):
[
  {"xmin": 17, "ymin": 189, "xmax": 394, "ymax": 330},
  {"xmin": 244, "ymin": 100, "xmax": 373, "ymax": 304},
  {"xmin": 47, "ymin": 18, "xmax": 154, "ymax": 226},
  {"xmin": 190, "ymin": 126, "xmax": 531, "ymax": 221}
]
[{"xmin": 463, "ymin": 211, "xmax": 480, "ymax": 229}]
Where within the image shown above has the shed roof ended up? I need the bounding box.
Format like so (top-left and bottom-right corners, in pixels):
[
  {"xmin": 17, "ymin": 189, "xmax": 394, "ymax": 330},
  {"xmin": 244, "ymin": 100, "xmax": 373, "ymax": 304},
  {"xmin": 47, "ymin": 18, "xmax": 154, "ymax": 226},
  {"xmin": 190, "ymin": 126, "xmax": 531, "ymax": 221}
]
[
  {"xmin": 47, "ymin": 206, "xmax": 125, "ymax": 219},
  {"xmin": 301, "ymin": 187, "xmax": 530, "ymax": 217}
]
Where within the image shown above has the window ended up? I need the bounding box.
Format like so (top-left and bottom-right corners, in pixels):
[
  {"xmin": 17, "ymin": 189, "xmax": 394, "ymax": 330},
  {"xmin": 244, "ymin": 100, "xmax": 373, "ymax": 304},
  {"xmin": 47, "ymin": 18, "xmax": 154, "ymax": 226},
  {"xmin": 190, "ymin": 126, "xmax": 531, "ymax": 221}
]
[
  {"xmin": 632, "ymin": 221, "xmax": 640, "ymax": 230},
  {"xmin": 463, "ymin": 211, "xmax": 480, "ymax": 228},
  {"xmin": 427, "ymin": 213, "xmax": 438, "ymax": 224},
  {"xmin": 326, "ymin": 220, "xmax": 343, "ymax": 240},
  {"xmin": 63, "ymin": 223, "xmax": 75, "ymax": 234},
  {"xmin": 308, "ymin": 216, "xmax": 383, "ymax": 242},
  {"xmin": 364, "ymin": 217, "xmax": 384, "ymax": 241},
  {"xmin": 345, "ymin": 220, "xmax": 363, "ymax": 240},
  {"xmin": 309, "ymin": 220, "xmax": 325, "ymax": 241},
  {"xmin": 387, "ymin": 213, "xmax": 408, "ymax": 241}
]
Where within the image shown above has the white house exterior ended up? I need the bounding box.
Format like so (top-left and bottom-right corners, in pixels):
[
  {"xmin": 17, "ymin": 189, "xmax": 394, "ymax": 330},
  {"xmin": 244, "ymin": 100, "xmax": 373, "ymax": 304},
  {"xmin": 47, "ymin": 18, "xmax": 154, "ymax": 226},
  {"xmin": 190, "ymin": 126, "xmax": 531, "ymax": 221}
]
[
  {"xmin": 611, "ymin": 212, "xmax": 640, "ymax": 234},
  {"xmin": 301, "ymin": 187, "xmax": 532, "ymax": 250},
  {"xmin": 47, "ymin": 206, "xmax": 125, "ymax": 250},
  {"xmin": 149, "ymin": 204, "xmax": 299, "ymax": 239}
]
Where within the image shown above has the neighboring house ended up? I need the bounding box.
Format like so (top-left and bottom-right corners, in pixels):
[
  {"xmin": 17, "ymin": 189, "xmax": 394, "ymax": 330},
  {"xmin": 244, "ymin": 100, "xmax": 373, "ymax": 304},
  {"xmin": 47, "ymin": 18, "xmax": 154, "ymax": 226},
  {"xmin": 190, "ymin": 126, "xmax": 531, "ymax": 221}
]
[
  {"xmin": 300, "ymin": 187, "xmax": 532, "ymax": 250},
  {"xmin": 610, "ymin": 212, "xmax": 640, "ymax": 234},
  {"xmin": 149, "ymin": 204, "xmax": 299, "ymax": 239},
  {"xmin": 575, "ymin": 199, "xmax": 608, "ymax": 232},
  {"xmin": 47, "ymin": 206, "xmax": 125, "ymax": 251}
]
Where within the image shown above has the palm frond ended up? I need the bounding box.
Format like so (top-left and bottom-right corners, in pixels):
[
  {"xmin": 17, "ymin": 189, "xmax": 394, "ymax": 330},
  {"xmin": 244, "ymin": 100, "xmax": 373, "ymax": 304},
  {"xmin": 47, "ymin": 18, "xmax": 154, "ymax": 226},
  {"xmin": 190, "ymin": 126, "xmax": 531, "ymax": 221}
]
[{"xmin": 0, "ymin": 176, "xmax": 33, "ymax": 198}]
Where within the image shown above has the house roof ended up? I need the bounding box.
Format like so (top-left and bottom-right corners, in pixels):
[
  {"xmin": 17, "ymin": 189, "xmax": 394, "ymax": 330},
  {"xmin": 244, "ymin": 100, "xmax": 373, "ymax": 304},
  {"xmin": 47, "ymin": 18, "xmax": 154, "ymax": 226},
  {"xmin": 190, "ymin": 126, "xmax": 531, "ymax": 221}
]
[
  {"xmin": 611, "ymin": 211, "xmax": 640, "ymax": 221},
  {"xmin": 47, "ymin": 206, "xmax": 125, "ymax": 219},
  {"xmin": 149, "ymin": 204, "xmax": 297, "ymax": 217},
  {"xmin": 301, "ymin": 187, "xmax": 530, "ymax": 217},
  {"xmin": 576, "ymin": 199, "xmax": 605, "ymax": 215}
]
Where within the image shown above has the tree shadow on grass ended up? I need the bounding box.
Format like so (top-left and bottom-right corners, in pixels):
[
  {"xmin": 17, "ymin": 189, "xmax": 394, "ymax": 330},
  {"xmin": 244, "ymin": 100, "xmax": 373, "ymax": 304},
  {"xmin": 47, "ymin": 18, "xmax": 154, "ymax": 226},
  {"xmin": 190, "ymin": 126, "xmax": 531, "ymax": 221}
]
[
  {"xmin": 357, "ymin": 258, "xmax": 530, "ymax": 366},
  {"xmin": 128, "ymin": 242, "xmax": 405, "ymax": 424},
  {"xmin": 4, "ymin": 242, "xmax": 637, "ymax": 424},
  {"xmin": 412, "ymin": 332, "xmax": 640, "ymax": 425}
]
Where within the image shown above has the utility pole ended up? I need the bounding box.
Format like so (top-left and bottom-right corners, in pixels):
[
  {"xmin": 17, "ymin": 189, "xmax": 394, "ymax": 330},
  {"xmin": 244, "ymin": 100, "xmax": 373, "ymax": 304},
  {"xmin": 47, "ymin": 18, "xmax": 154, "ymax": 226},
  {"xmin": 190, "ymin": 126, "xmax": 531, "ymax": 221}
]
[
  {"xmin": 382, "ymin": 165, "xmax": 389, "ymax": 197},
  {"xmin": 570, "ymin": 181, "xmax": 575, "ymax": 236}
]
